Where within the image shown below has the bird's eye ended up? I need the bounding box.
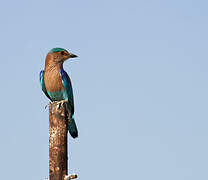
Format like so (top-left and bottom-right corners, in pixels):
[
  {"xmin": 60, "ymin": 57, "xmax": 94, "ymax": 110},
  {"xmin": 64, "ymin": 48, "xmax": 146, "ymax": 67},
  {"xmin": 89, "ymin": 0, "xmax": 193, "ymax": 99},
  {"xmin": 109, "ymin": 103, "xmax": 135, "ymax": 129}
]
[{"xmin": 61, "ymin": 51, "xmax": 65, "ymax": 55}]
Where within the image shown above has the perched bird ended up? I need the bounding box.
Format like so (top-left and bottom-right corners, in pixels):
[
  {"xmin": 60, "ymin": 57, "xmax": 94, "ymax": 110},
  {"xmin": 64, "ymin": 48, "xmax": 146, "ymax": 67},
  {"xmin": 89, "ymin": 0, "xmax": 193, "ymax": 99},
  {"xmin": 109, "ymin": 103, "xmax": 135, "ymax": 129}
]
[{"xmin": 40, "ymin": 48, "xmax": 78, "ymax": 138}]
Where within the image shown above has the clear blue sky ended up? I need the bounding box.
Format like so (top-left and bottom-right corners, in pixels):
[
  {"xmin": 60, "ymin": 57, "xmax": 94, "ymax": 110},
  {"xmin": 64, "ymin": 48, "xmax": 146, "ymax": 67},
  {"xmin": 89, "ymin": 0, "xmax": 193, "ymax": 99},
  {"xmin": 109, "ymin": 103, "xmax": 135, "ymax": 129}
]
[{"xmin": 0, "ymin": 0, "xmax": 208, "ymax": 179}]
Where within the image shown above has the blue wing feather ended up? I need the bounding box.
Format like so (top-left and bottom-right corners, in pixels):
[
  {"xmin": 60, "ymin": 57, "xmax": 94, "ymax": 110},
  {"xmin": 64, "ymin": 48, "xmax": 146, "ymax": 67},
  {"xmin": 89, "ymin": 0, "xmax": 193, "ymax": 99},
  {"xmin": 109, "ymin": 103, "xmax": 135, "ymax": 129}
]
[
  {"xmin": 40, "ymin": 70, "xmax": 52, "ymax": 101},
  {"xmin": 60, "ymin": 68, "xmax": 74, "ymax": 114}
]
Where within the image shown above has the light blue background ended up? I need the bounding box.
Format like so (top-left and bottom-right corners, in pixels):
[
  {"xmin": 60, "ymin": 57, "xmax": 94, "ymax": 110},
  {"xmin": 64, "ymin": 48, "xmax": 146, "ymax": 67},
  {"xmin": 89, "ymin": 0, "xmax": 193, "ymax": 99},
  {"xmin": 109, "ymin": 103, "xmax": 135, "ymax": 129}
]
[{"xmin": 0, "ymin": 0, "xmax": 208, "ymax": 179}]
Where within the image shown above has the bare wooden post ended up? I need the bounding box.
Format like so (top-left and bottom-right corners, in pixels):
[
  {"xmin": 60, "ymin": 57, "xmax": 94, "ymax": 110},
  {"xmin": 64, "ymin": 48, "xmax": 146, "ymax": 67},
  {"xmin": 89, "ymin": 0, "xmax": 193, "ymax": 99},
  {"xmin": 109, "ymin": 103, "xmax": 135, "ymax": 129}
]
[
  {"xmin": 49, "ymin": 102, "xmax": 68, "ymax": 180},
  {"xmin": 48, "ymin": 101, "xmax": 77, "ymax": 180}
]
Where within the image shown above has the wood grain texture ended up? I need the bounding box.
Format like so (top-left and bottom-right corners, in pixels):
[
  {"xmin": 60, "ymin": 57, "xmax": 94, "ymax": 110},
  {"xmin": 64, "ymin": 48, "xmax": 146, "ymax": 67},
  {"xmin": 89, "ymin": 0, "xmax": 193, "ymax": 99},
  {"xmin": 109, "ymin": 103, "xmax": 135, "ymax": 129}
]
[{"xmin": 49, "ymin": 102, "xmax": 69, "ymax": 180}]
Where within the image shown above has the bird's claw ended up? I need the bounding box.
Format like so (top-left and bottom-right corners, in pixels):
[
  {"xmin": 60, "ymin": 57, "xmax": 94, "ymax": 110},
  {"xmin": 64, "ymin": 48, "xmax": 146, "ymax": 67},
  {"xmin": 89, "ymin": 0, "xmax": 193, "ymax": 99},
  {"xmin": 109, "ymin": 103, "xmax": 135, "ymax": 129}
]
[
  {"xmin": 45, "ymin": 100, "xmax": 67, "ymax": 110},
  {"xmin": 55, "ymin": 100, "xmax": 68, "ymax": 110},
  {"xmin": 45, "ymin": 102, "xmax": 52, "ymax": 109},
  {"xmin": 64, "ymin": 174, "xmax": 77, "ymax": 180}
]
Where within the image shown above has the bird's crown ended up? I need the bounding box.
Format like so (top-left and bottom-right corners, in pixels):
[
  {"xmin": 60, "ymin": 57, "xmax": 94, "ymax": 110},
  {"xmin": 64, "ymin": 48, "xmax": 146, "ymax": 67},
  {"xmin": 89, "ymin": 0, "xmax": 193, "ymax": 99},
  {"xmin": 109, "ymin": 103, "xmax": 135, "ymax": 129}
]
[{"xmin": 49, "ymin": 48, "xmax": 67, "ymax": 53}]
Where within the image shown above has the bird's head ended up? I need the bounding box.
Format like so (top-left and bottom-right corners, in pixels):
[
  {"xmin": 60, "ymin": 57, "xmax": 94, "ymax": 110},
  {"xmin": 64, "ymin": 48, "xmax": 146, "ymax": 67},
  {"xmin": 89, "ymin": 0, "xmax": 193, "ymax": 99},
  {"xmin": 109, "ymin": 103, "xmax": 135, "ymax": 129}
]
[{"xmin": 46, "ymin": 47, "xmax": 78, "ymax": 65}]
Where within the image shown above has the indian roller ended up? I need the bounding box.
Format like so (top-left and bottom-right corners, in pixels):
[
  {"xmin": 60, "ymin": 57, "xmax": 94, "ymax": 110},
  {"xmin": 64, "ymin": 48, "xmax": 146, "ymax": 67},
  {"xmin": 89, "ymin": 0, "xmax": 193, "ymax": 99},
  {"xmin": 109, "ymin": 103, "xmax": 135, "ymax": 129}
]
[{"xmin": 40, "ymin": 48, "xmax": 78, "ymax": 138}]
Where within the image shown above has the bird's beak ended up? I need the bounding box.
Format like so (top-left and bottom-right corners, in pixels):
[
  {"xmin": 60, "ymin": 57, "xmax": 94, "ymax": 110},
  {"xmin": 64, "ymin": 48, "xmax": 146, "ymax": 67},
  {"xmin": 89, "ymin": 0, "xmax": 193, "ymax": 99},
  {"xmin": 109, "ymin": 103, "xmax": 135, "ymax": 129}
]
[{"xmin": 69, "ymin": 53, "xmax": 78, "ymax": 58}]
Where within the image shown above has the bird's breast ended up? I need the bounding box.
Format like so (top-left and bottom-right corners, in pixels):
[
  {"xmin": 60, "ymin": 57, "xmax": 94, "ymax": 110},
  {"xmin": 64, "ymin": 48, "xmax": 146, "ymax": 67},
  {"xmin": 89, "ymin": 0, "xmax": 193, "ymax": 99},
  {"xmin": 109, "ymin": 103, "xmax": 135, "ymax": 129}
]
[
  {"xmin": 47, "ymin": 90, "xmax": 67, "ymax": 101},
  {"xmin": 44, "ymin": 68, "xmax": 65, "ymax": 93}
]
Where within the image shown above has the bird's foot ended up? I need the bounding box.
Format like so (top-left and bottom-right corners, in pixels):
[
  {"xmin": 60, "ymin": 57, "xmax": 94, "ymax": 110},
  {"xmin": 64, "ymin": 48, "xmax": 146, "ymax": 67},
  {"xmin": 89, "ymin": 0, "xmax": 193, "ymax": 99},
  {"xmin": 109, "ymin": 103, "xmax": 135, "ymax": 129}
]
[
  {"xmin": 55, "ymin": 100, "xmax": 68, "ymax": 110},
  {"xmin": 44, "ymin": 100, "xmax": 67, "ymax": 110},
  {"xmin": 64, "ymin": 174, "xmax": 77, "ymax": 180},
  {"xmin": 45, "ymin": 102, "xmax": 52, "ymax": 109}
]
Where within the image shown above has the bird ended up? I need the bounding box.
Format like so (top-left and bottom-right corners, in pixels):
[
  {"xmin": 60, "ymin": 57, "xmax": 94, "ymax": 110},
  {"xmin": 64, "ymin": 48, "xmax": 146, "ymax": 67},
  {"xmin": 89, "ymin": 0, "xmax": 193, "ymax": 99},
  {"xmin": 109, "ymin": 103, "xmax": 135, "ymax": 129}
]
[{"xmin": 40, "ymin": 47, "xmax": 78, "ymax": 138}]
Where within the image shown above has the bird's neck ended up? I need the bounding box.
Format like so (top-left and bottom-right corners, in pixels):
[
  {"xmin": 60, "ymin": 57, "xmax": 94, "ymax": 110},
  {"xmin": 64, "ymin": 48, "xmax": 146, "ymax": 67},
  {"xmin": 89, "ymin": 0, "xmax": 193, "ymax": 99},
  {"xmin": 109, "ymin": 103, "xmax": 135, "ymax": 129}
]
[
  {"xmin": 44, "ymin": 54, "xmax": 63, "ymax": 72},
  {"xmin": 45, "ymin": 62, "xmax": 63, "ymax": 72}
]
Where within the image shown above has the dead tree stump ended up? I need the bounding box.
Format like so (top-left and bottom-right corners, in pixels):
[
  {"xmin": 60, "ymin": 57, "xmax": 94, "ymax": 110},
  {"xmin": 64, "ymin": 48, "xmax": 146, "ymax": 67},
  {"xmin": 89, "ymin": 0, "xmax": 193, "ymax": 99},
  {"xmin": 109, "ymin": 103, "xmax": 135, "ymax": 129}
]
[
  {"xmin": 48, "ymin": 101, "xmax": 77, "ymax": 180},
  {"xmin": 49, "ymin": 102, "xmax": 68, "ymax": 180}
]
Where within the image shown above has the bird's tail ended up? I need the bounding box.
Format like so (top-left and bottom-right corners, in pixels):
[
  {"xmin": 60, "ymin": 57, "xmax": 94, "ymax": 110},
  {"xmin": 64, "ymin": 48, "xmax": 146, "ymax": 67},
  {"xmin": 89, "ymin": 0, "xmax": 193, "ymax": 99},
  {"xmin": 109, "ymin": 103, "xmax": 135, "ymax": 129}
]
[{"xmin": 68, "ymin": 115, "xmax": 78, "ymax": 138}]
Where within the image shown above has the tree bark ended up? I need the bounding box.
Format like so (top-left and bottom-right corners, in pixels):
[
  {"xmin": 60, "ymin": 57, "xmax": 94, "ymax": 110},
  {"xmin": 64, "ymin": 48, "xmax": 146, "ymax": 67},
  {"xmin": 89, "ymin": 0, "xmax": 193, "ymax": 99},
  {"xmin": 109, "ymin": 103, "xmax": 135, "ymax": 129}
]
[{"xmin": 49, "ymin": 102, "xmax": 68, "ymax": 180}]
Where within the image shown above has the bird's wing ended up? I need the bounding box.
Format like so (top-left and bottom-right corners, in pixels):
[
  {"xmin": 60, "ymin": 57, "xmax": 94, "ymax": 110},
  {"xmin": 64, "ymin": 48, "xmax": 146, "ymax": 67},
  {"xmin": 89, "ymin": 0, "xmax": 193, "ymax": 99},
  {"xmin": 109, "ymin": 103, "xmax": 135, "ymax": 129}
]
[
  {"xmin": 40, "ymin": 70, "xmax": 52, "ymax": 101},
  {"xmin": 60, "ymin": 68, "xmax": 74, "ymax": 114}
]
